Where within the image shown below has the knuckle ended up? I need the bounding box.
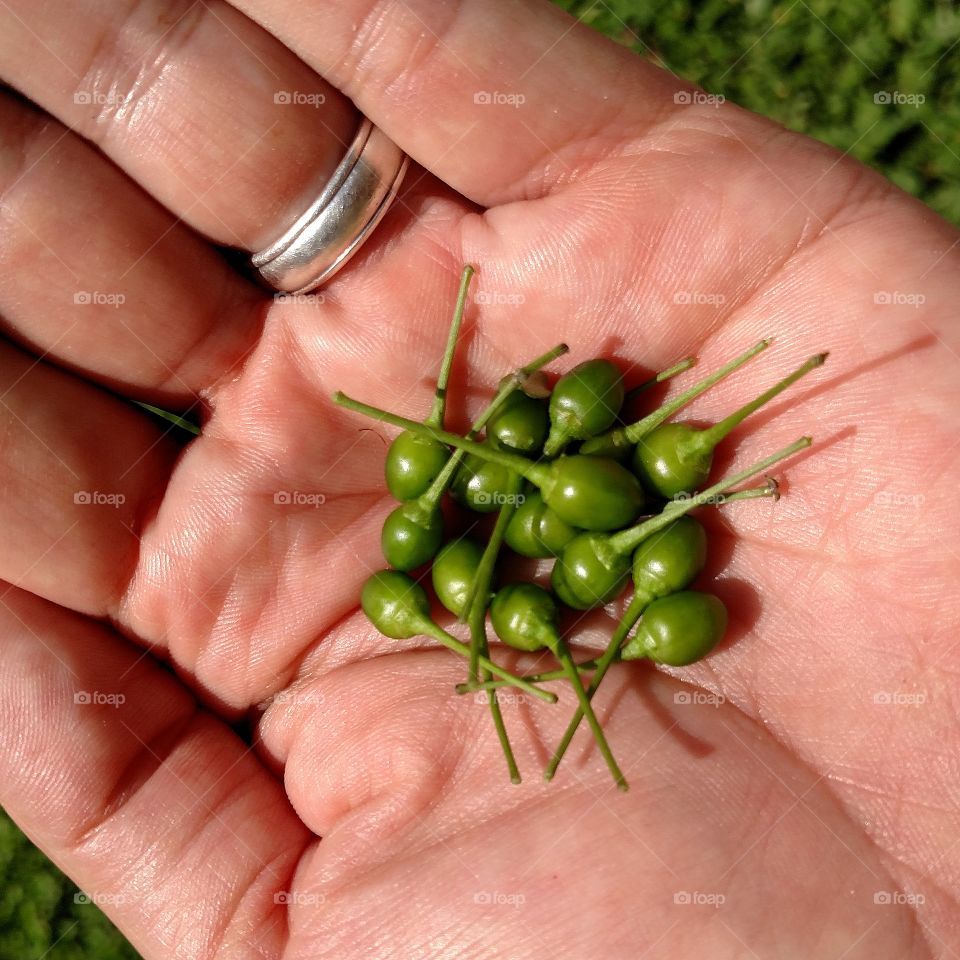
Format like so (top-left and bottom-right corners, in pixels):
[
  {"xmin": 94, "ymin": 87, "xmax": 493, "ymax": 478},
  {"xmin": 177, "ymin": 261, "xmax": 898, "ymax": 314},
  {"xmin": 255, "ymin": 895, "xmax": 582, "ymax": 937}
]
[
  {"xmin": 336, "ymin": 0, "xmax": 464, "ymax": 100},
  {"xmin": 72, "ymin": 0, "xmax": 206, "ymax": 145}
]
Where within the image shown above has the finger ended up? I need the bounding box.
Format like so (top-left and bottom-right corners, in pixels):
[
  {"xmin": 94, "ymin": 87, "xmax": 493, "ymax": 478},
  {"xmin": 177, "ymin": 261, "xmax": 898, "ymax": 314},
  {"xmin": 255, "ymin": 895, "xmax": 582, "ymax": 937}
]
[
  {"xmin": 224, "ymin": 0, "xmax": 683, "ymax": 205},
  {"xmin": 0, "ymin": 92, "xmax": 261, "ymax": 403},
  {"xmin": 0, "ymin": 0, "xmax": 359, "ymax": 250},
  {"xmin": 0, "ymin": 339, "xmax": 175, "ymax": 616},
  {"xmin": 0, "ymin": 585, "xmax": 310, "ymax": 960}
]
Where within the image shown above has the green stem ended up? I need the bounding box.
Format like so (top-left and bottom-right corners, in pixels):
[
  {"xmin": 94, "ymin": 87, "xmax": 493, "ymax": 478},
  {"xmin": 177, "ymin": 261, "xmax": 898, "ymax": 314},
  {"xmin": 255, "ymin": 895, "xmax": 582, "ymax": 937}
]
[
  {"xmin": 411, "ymin": 343, "xmax": 569, "ymax": 520},
  {"xmin": 689, "ymin": 353, "xmax": 827, "ymax": 455},
  {"xmin": 455, "ymin": 478, "xmax": 779, "ymax": 696},
  {"xmin": 421, "ymin": 623, "xmax": 556, "ymax": 703},
  {"xmin": 464, "ymin": 472, "xmax": 524, "ymax": 684},
  {"xmin": 623, "ymin": 355, "xmax": 697, "ymax": 405},
  {"xmin": 134, "ymin": 401, "xmax": 201, "ymax": 435},
  {"xmin": 482, "ymin": 680, "xmax": 521, "ymax": 784},
  {"xmin": 469, "ymin": 597, "xmax": 521, "ymax": 783},
  {"xmin": 456, "ymin": 658, "xmax": 600, "ymax": 693},
  {"xmin": 545, "ymin": 596, "xmax": 645, "ymax": 781},
  {"xmin": 425, "ymin": 265, "xmax": 474, "ymax": 429},
  {"xmin": 607, "ymin": 437, "xmax": 811, "ymax": 556},
  {"xmin": 334, "ymin": 393, "xmax": 553, "ymax": 486},
  {"xmin": 553, "ymin": 643, "xmax": 629, "ymax": 790},
  {"xmin": 717, "ymin": 477, "xmax": 780, "ymax": 504},
  {"xmin": 580, "ymin": 338, "xmax": 770, "ymax": 457}
]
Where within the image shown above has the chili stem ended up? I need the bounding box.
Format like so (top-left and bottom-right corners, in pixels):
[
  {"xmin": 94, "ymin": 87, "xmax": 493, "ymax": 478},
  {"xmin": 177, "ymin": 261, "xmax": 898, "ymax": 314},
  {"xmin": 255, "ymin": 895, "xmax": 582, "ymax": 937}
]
[
  {"xmin": 469, "ymin": 601, "xmax": 521, "ymax": 783},
  {"xmin": 413, "ymin": 343, "xmax": 569, "ymax": 514},
  {"xmin": 555, "ymin": 643, "xmax": 629, "ymax": 791},
  {"xmin": 692, "ymin": 353, "xmax": 826, "ymax": 453},
  {"xmin": 464, "ymin": 472, "xmax": 524, "ymax": 681},
  {"xmin": 425, "ymin": 265, "xmax": 474, "ymax": 429},
  {"xmin": 334, "ymin": 393, "xmax": 553, "ymax": 486},
  {"xmin": 581, "ymin": 338, "xmax": 770, "ymax": 456},
  {"xmin": 456, "ymin": 658, "xmax": 600, "ymax": 693},
  {"xmin": 546, "ymin": 598, "xmax": 645, "ymax": 781},
  {"xmin": 607, "ymin": 437, "xmax": 811, "ymax": 556},
  {"xmin": 423, "ymin": 624, "xmax": 556, "ymax": 703},
  {"xmin": 623, "ymin": 355, "xmax": 697, "ymax": 405}
]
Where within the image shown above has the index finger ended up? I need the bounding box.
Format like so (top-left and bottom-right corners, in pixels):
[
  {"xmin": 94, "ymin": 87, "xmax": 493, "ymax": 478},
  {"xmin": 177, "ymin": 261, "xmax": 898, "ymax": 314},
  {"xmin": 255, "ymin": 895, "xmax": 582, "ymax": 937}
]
[{"xmin": 224, "ymin": 0, "xmax": 683, "ymax": 206}]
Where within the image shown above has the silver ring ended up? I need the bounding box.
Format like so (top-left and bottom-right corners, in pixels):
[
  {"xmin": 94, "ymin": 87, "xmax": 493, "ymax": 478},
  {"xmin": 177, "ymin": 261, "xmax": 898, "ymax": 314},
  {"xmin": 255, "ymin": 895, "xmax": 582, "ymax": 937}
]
[{"xmin": 252, "ymin": 116, "xmax": 409, "ymax": 293}]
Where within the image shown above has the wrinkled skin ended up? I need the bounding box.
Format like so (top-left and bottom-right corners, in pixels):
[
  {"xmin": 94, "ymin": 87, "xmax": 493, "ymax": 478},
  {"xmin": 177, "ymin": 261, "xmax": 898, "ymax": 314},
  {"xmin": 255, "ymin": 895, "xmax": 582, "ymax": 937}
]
[{"xmin": 0, "ymin": 1, "xmax": 957, "ymax": 958}]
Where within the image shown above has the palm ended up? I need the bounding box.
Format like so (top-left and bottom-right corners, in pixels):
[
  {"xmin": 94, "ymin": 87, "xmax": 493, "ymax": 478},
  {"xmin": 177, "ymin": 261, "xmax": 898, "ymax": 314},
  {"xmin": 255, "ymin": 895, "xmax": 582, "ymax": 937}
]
[{"xmin": 0, "ymin": 2, "xmax": 957, "ymax": 957}]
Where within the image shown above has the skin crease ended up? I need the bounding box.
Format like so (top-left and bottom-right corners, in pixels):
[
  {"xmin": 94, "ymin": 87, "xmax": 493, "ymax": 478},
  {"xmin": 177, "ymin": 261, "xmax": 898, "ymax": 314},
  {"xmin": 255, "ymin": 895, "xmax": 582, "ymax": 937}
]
[{"xmin": 0, "ymin": 0, "xmax": 957, "ymax": 958}]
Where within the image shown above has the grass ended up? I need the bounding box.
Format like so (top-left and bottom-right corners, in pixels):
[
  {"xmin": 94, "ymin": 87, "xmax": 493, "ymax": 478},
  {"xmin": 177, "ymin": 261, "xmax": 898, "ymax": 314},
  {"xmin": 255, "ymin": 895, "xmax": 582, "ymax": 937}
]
[
  {"xmin": 556, "ymin": 0, "xmax": 960, "ymax": 224},
  {"xmin": 2, "ymin": 2, "xmax": 957, "ymax": 958},
  {"xmin": 0, "ymin": 815, "xmax": 138, "ymax": 959}
]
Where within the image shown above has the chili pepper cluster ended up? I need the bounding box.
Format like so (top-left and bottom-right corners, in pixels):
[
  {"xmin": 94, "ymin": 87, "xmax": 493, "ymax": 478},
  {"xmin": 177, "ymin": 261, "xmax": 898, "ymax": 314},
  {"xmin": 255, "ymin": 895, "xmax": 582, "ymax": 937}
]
[{"xmin": 335, "ymin": 266, "xmax": 824, "ymax": 790}]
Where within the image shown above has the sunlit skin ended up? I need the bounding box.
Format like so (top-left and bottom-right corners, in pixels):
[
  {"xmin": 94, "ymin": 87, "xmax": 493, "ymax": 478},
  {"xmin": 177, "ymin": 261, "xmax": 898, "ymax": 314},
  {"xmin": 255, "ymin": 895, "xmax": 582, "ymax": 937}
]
[{"xmin": 0, "ymin": 0, "xmax": 958, "ymax": 958}]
